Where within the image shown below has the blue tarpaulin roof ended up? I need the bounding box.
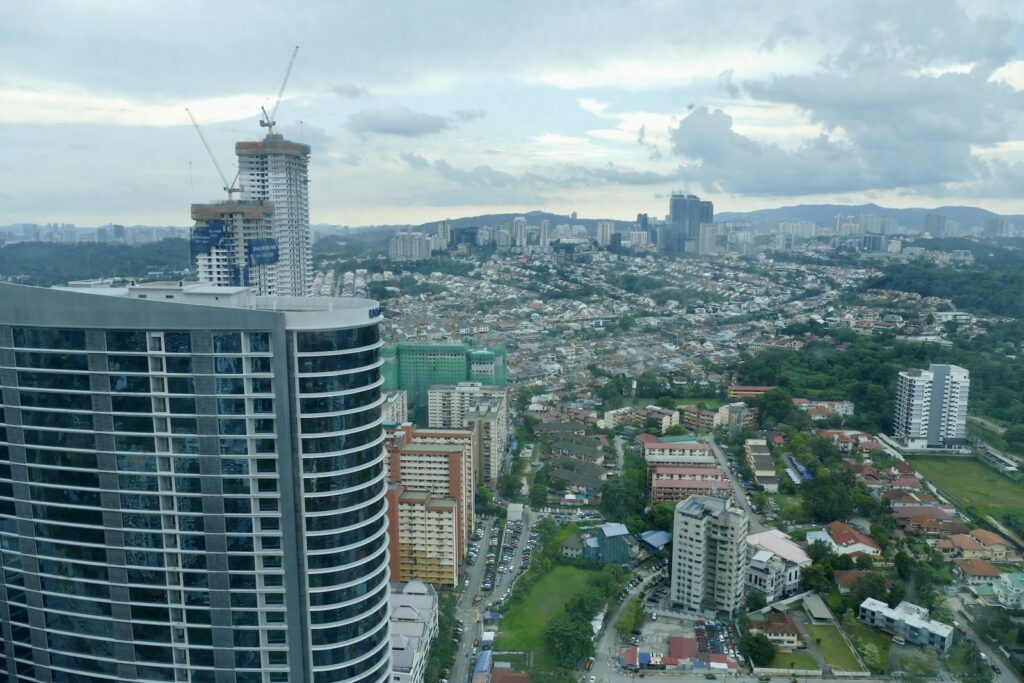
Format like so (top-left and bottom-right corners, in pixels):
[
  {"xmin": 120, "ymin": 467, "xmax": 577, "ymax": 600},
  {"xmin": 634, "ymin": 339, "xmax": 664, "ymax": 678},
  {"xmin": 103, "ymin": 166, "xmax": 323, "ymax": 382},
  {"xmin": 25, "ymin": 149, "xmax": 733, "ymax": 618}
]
[
  {"xmin": 638, "ymin": 530, "xmax": 671, "ymax": 550},
  {"xmin": 474, "ymin": 651, "xmax": 492, "ymax": 674}
]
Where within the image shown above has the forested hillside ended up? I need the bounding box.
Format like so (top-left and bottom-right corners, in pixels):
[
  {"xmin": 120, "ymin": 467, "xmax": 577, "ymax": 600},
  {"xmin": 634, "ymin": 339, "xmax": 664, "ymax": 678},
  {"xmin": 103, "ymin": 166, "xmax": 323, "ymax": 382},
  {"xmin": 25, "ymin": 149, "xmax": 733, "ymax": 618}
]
[
  {"xmin": 0, "ymin": 239, "xmax": 190, "ymax": 286},
  {"xmin": 866, "ymin": 239, "xmax": 1024, "ymax": 317},
  {"xmin": 735, "ymin": 323, "xmax": 1024, "ymax": 431}
]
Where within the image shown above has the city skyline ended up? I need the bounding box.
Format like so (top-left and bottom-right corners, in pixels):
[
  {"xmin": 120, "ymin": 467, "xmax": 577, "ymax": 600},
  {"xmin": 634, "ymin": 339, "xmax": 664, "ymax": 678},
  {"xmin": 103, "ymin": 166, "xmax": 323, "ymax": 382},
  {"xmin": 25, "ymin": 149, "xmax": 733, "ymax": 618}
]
[{"xmin": 3, "ymin": 1, "xmax": 1024, "ymax": 227}]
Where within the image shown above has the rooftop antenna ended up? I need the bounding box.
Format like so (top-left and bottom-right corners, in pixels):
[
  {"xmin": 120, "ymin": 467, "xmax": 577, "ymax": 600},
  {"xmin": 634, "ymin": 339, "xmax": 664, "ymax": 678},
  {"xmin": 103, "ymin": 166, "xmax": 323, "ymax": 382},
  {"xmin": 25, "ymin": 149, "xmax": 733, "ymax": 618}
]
[
  {"xmin": 260, "ymin": 46, "xmax": 299, "ymax": 135},
  {"xmin": 185, "ymin": 108, "xmax": 241, "ymax": 199}
]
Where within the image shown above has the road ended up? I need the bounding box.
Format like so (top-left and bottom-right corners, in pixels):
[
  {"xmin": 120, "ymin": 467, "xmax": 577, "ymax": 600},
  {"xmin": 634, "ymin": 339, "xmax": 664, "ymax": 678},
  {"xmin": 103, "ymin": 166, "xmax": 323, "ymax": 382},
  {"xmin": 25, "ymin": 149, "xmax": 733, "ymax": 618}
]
[
  {"xmin": 707, "ymin": 436, "xmax": 765, "ymax": 533},
  {"xmin": 450, "ymin": 509, "xmax": 536, "ymax": 683},
  {"xmin": 968, "ymin": 415, "xmax": 1007, "ymax": 436},
  {"xmin": 947, "ymin": 593, "xmax": 1020, "ymax": 683},
  {"xmin": 450, "ymin": 516, "xmax": 495, "ymax": 683}
]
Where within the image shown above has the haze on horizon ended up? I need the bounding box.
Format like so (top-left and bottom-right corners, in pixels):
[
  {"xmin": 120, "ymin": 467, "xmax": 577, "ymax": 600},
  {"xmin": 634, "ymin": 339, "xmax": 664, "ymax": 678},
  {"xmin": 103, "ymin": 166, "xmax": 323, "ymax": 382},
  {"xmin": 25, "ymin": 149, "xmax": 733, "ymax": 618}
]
[{"xmin": 2, "ymin": 0, "xmax": 1024, "ymax": 227}]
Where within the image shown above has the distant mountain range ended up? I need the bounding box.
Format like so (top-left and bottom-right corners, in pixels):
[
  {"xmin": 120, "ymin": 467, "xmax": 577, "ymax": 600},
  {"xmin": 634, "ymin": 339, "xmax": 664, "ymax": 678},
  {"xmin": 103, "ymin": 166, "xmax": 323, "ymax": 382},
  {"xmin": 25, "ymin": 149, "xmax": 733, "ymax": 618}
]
[
  {"xmin": 7, "ymin": 204, "xmax": 1020, "ymax": 237},
  {"xmin": 715, "ymin": 203, "xmax": 1023, "ymax": 229}
]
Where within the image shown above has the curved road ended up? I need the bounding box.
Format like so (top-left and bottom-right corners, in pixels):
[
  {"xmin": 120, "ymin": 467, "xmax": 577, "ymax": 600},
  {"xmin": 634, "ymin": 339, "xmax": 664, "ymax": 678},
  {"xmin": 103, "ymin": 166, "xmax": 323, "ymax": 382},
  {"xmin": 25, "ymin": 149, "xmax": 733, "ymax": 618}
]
[{"xmin": 707, "ymin": 435, "xmax": 765, "ymax": 534}]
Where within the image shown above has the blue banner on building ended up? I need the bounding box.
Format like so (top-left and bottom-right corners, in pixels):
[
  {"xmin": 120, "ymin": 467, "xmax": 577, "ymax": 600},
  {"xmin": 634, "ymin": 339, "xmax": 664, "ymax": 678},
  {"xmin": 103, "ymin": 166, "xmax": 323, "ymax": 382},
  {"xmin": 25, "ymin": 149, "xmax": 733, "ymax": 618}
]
[{"xmin": 246, "ymin": 238, "xmax": 280, "ymax": 266}]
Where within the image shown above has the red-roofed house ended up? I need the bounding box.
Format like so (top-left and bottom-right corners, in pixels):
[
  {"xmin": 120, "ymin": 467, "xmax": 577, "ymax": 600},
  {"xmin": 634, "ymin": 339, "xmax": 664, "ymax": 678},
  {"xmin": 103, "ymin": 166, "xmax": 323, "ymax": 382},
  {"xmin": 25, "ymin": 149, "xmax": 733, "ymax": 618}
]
[
  {"xmin": 953, "ymin": 558, "xmax": 1002, "ymax": 586},
  {"xmin": 942, "ymin": 534, "xmax": 987, "ymax": 560},
  {"xmin": 749, "ymin": 611, "xmax": 801, "ymax": 651},
  {"xmin": 970, "ymin": 529, "xmax": 1011, "ymax": 561},
  {"xmin": 810, "ymin": 521, "xmax": 882, "ymax": 557},
  {"xmin": 833, "ymin": 570, "xmax": 869, "ymax": 594}
]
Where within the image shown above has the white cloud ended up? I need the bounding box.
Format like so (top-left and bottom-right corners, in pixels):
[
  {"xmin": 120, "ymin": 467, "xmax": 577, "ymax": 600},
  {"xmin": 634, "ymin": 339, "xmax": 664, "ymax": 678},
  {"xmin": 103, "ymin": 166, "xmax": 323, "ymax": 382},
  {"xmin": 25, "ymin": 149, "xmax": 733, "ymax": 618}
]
[
  {"xmin": 0, "ymin": 80, "xmax": 271, "ymax": 127},
  {"xmin": 577, "ymin": 98, "xmax": 608, "ymax": 114},
  {"xmin": 989, "ymin": 60, "xmax": 1024, "ymax": 90}
]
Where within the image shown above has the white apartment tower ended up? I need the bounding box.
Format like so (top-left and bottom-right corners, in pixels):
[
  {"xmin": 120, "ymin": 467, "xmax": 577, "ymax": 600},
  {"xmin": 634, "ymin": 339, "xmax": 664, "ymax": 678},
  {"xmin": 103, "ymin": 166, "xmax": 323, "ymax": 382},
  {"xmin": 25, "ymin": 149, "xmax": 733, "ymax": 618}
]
[
  {"xmin": 237, "ymin": 135, "xmax": 312, "ymax": 297},
  {"xmin": 893, "ymin": 364, "xmax": 970, "ymax": 449},
  {"xmin": 512, "ymin": 217, "xmax": 527, "ymax": 247},
  {"xmin": 597, "ymin": 221, "xmax": 614, "ymax": 247},
  {"xmin": 671, "ymin": 495, "xmax": 750, "ymax": 618},
  {"xmin": 427, "ymin": 382, "xmax": 509, "ymax": 486}
]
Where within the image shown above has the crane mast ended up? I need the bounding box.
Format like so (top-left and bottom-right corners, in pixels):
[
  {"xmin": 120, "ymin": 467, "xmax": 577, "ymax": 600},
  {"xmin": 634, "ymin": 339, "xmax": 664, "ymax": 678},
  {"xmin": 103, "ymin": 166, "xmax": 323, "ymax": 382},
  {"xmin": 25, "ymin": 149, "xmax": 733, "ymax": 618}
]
[{"xmin": 260, "ymin": 46, "xmax": 299, "ymax": 135}]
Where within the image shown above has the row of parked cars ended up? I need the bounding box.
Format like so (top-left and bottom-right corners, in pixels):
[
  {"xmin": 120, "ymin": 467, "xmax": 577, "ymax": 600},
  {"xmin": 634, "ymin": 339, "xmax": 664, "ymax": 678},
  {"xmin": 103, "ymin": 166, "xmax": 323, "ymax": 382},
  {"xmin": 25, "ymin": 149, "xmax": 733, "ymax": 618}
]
[{"xmin": 481, "ymin": 524, "xmax": 502, "ymax": 591}]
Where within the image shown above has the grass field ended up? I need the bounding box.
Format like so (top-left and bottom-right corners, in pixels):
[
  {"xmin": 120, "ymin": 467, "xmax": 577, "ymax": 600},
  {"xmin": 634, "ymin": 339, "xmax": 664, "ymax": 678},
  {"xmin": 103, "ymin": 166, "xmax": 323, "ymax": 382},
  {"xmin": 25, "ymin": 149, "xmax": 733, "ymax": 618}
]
[
  {"xmin": 900, "ymin": 651, "xmax": 939, "ymax": 678},
  {"xmin": 908, "ymin": 456, "xmax": 1024, "ymax": 519},
  {"xmin": 845, "ymin": 622, "xmax": 891, "ymax": 673},
  {"xmin": 493, "ymin": 565, "xmax": 597, "ymax": 671},
  {"xmin": 805, "ymin": 624, "xmax": 862, "ymax": 671},
  {"xmin": 767, "ymin": 651, "xmax": 819, "ymax": 671}
]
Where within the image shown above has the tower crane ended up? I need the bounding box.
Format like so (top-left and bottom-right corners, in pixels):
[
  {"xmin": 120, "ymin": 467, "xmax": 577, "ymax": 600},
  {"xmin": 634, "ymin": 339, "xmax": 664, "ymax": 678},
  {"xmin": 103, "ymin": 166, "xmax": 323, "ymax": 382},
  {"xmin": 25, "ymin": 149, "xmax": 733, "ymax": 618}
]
[
  {"xmin": 185, "ymin": 108, "xmax": 241, "ymax": 199},
  {"xmin": 260, "ymin": 46, "xmax": 299, "ymax": 135}
]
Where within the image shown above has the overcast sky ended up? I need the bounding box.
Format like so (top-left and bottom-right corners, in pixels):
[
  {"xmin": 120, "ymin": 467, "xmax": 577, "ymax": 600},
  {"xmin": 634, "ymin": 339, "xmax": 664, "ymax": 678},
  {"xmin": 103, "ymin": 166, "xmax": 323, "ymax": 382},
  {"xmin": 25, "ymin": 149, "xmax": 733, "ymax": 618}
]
[{"xmin": 3, "ymin": 0, "xmax": 1024, "ymax": 226}]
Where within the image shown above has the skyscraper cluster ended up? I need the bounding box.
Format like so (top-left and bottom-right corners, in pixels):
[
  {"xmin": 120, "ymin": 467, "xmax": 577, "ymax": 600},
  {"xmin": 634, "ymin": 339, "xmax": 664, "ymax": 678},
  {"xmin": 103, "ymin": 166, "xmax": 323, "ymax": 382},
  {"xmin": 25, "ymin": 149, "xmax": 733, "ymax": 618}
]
[{"xmin": 662, "ymin": 192, "xmax": 714, "ymax": 256}]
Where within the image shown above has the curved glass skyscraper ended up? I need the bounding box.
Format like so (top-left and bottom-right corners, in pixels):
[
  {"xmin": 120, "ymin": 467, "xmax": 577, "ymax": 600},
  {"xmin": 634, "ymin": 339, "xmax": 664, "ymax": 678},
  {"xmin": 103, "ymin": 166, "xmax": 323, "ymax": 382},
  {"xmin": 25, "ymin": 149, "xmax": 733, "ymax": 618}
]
[{"xmin": 0, "ymin": 281, "xmax": 390, "ymax": 683}]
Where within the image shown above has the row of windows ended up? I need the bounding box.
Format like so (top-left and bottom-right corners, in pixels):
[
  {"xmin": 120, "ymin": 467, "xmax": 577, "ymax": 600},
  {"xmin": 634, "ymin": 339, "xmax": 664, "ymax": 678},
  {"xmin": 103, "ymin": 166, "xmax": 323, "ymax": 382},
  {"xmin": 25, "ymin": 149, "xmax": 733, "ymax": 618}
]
[
  {"xmin": 296, "ymin": 348, "xmax": 378, "ymax": 375},
  {"xmin": 296, "ymin": 326, "xmax": 378, "ymax": 353},
  {"xmin": 9, "ymin": 328, "xmax": 270, "ymax": 354}
]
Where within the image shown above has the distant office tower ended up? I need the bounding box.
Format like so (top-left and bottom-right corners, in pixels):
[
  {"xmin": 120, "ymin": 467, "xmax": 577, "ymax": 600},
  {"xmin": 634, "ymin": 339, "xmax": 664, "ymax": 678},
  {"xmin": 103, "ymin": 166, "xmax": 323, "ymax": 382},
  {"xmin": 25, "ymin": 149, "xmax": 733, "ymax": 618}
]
[
  {"xmin": 512, "ymin": 217, "xmax": 527, "ymax": 247},
  {"xmin": 629, "ymin": 230, "xmax": 650, "ymax": 246},
  {"xmin": 190, "ymin": 199, "xmax": 279, "ymax": 294},
  {"xmin": 597, "ymin": 221, "xmax": 614, "ymax": 248},
  {"xmin": 427, "ymin": 383, "xmax": 509, "ymax": 486},
  {"xmin": 495, "ymin": 229, "xmax": 511, "ymax": 249},
  {"xmin": 663, "ymin": 193, "xmax": 713, "ymax": 256},
  {"xmin": 893, "ymin": 364, "xmax": 970, "ymax": 449},
  {"xmin": 0, "ymin": 281, "xmax": 391, "ymax": 682},
  {"xmin": 449, "ymin": 226, "xmax": 479, "ymax": 251},
  {"xmin": 388, "ymin": 232, "xmax": 432, "ymax": 261},
  {"xmin": 382, "ymin": 342, "xmax": 508, "ymax": 425},
  {"xmin": 539, "ymin": 219, "xmax": 551, "ymax": 249},
  {"xmin": 923, "ymin": 213, "xmax": 947, "ymax": 238},
  {"xmin": 609, "ymin": 233, "xmax": 623, "ymax": 253},
  {"xmin": 237, "ymin": 134, "xmax": 312, "ymax": 297},
  {"xmin": 437, "ymin": 220, "xmax": 452, "ymax": 248},
  {"xmin": 697, "ymin": 223, "xmax": 718, "ymax": 255},
  {"xmin": 671, "ymin": 495, "xmax": 749, "ymax": 617},
  {"xmin": 860, "ymin": 234, "xmax": 888, "ymax": 253},
  {"xmin": 983, "ymin": 216, "xmax": 1011, "ymax": 238}
]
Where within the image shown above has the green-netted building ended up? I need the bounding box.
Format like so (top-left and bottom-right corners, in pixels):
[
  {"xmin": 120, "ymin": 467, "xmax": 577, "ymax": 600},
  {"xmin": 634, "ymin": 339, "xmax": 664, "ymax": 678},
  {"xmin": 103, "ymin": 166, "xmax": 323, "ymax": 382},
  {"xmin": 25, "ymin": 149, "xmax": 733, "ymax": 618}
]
[{"xmin": 381, "ymin": 342, "xmax": 508, "ymax": 424}]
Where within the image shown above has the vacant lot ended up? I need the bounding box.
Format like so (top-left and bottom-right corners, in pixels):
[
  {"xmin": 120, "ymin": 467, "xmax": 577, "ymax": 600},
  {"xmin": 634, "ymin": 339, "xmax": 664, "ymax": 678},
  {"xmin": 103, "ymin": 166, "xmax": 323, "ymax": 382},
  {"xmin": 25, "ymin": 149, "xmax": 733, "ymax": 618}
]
[
  {"xmin": 805, "ymin": 624, "xmax": 862, "ymax": 671},
  {"xmin": 767, "ymin": 651, "xmax": 818, "ymax": 671},
  {"xmin": 494, "ymin": 565, "xmax": 597, "ymax": 671},
  {"xmin": 908, "ymin": 456, "xmax": 1024, "ymax": 519},
  {"xmin": 845, "ymin": 621, "xmax": 892, "ymax": 674}
]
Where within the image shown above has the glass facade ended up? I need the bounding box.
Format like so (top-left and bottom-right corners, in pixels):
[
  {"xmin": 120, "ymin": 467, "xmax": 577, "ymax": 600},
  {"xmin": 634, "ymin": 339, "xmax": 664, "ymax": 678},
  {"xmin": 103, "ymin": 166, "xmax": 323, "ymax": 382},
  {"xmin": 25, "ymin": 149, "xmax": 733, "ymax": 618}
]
[{"xmin": 0, "ymin": 286, "xmax": 390, "ymax": 683}]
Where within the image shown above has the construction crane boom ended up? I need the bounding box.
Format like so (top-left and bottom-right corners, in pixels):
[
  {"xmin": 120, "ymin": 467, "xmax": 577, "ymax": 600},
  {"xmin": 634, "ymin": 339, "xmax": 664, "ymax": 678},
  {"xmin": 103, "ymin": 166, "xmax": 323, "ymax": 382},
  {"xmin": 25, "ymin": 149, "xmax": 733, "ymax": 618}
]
[
  {"xmin": 261, "ymin": 45, "xmax": 299, "ymax": 135},
  {"xmin": 186, "ymin": 108, "xmax": 240, "ymax": 199}
]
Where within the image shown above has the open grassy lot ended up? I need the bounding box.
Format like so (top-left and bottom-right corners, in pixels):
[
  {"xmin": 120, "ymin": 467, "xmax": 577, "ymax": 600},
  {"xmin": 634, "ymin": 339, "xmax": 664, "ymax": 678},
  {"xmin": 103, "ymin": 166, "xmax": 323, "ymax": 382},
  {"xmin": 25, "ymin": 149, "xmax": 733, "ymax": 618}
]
[
  {"xmin": 493, "ymin": 565, "xmax": 597, "ymax": 671},
  {"xmin": 908, "ymin": 456, "xmax": 1024, "ymax": 519},
  {"xmin": 805, "ymin": 624, "xmax": 862, "ymax": 671},
  {"xmin": 899, "ymin": 651, "xmax": 939, "ymax": 679},
  {"xmin": 845, "ymin": 621, "xmax": 892, "ymax": 674},
  {"xmin": 767, "ymin": 651, "xmax": 819, "ymax": 671}
]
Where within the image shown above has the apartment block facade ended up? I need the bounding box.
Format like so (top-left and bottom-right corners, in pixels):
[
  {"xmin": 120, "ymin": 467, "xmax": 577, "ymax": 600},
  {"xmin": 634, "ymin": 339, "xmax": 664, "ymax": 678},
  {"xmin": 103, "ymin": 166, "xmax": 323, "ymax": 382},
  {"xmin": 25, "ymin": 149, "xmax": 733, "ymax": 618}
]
[{"xmin": 671, "ymin": 495, "xmax": 749, "ymax": 618}]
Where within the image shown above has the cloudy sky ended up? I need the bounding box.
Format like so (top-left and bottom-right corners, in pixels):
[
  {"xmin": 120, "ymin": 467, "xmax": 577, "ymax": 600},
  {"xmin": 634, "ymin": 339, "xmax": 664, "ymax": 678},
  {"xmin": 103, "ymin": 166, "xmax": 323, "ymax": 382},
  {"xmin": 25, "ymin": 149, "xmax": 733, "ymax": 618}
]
[{"xmin": 3, "ymin": 0, "xmax": 1024, "ymax": 226}]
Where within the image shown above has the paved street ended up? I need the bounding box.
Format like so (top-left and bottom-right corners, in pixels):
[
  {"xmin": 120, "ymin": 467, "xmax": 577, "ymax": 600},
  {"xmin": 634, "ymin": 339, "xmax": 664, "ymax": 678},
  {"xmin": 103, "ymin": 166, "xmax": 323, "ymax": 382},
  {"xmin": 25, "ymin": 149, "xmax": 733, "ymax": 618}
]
[
  {"xmin": 450, "ymin": 508, "xmax": 536, "ymax": 683},
  {"xmin": 707, "ymin": 436, "xmax": 765, "ymax": 533}
]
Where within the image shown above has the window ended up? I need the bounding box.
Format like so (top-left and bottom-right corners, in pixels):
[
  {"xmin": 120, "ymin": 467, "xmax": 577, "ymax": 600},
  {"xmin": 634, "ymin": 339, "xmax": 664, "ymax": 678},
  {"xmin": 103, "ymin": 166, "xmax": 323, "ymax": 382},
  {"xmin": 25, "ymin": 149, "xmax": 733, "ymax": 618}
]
[{"xmin": 213, "ymin": 333, "xmax": 242, "ymax": 354}]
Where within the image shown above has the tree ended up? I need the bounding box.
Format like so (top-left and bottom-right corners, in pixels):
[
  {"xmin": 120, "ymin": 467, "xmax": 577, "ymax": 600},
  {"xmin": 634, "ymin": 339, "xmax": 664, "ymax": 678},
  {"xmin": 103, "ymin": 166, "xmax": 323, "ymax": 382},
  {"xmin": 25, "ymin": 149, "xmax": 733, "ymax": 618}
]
[
  {"xmin": 807, "ymin": 540, "xmax": 834, "ymax": 563},
  {"xmin": 851, "ymin": 572, "xmax": 888, "ymax": 606},
  {"xmin": 894, "ymin": 550, "xmax": 913, "ymax": 581},
  {"xmin": 746, "ymin": 591, "xmax": 768, "ymax": 612},
  {"xmin": 740, "ymin": 633, "xmax": 777, "ymax": 667},
  {"xmin": 854, "ymin": 554, "xmax": 874, "ymax": 570},
  {"xmin": 544, "ymin": 611, "xmax": 594, "ymax": 663},
  {"xmin": 664, "ymin": 424, "xmax": 685, "ymax": 436},
  {"xmin": 1006, "ymin": 423, "xmax": 1024, "ymax": 448},
  {"xmin": 478, "ymin": 486, "xmax": 494, "ymax": 508},
  {"xmin": 498, "ymin": 473, "xmax": 520, "ymax": 500},
  {"xmin": 757, "ymin": 388, "xmax": 798, "ymax": 426},
  {"xmin": 649, "ymin": 503, "xmax": 675, "ymax": 532}
]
